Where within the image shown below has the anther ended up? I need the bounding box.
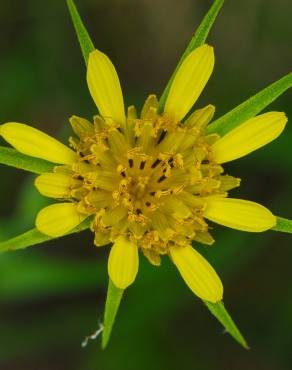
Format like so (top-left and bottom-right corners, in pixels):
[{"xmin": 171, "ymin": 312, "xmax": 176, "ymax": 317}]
[
  {"xmin": 140, "ymin": 161, "xmax": 146, "ymax": 170},
  {"xmin": 151, "ymin": 159, "xmax": 161, "ymax": 168},
  {"xmin": 128, "ymin": 159, "xmax": 134, "ymax": 168},
  {"xmin": 157, "ymin": 130, "xmax": 166, "ymax": 144},
  {"xmin": 168, "ymin": 158, "xmax": 174, "ymax": 168},
  {"xmin": 157, "ymin": 175, "xmax": 167, "ymax": 183}
]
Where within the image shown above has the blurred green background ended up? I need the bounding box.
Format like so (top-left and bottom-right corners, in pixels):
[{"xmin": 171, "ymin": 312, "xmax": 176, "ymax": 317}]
[{"xmin": 0, "ymin": 0, "xmax": 291, "ymax": 369}]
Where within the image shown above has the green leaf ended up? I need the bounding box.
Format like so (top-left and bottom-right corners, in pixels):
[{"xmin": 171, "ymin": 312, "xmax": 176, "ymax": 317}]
[
  {"xmin": 159, "ymin": 0, "xmax": 224, "ymax": 111},
  {"xmin": 66, "ymin": 0, "xmax": 95, "ymax": 66},
  {"xmin": 272, "ymin": 217, "xmax": 292, "ymax": 234},
  {"xmin": 207, "ymin": 72, "xmax": 292, "ymax": 136},
  {"xmin": 102, "ymin": 279, "xmax": 124, "ymax": 349},
  {"xmin": 204, "ymin": 301, "xmax": 249, "ymax": 349},
  {"xmin": 0, "ymin": 146, "xmax": 55, "ymax": 174},
  {"xmin": 0, "ymin": 218, "xmax": 91, "ymax": 253}
]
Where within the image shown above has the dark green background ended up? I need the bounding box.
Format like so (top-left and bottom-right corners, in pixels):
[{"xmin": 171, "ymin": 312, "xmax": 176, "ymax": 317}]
[{"xmin": 0, "ymin": 0, "xmax": 291, "ymax": 369}]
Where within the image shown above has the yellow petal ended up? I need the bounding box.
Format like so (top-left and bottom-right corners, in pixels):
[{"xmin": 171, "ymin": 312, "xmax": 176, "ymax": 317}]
[
  {"xmin": 184, "ymin": 104, "xmax": 215, "ymax": 128},
  {"xmin": 0, "ymin": 122, "xmax": 77, "ymax": 165},
  {"xmin": 164, "ymin": 44, "xmax": 214, "ymax": 122},
  {"xmin": 69, "ymin": 115, "xmax": 94, "ymax": 137},
  {"xmin": 141, "ymin": 94, "xmax": 159, "ymax": 119},
  {"xmin": 102, "ymin": 207, "xmax": 128, "ymax": 226},
  {"xmin": 87, "ymin": 49, "xmax": 125, "ymax": 126},
  {"xmin": 170, "ymin": 245, "xmax": 223, "ymax": 302},
  {"xmin": 35, "ymin": 173, "xmax": 80, "ymax": 198},
  {"xmin": 36, "ymin": 203, "xmax": 86, "ymax": 237},
  {"xmin": 108, "ymin": 236, "xmax": 139, "ymax": 289},
  {"xmin": 127, "ymin": 105, "xmax": 137, "ymax": 120},
  {"xmin": 212, "ymin": 112, "xmax": 287, "ymax": 164},
  {"xmin": 204, "ymin": 197, "xmax": 276, "ymax": 232}
]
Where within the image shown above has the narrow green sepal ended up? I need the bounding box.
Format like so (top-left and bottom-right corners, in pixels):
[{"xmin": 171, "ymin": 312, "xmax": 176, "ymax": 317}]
[
  {"xmin": 0, "ymin": 146, "xmax": 55, "ymax": 174},
  {"xmin": 102, "ymin": 279, "xmax": 124, "ymax": 349},
  {"xmin": 66, "ymin": 0, "xmax": 95, "ymax": 65},
  {"xmin": 207, "ymin": 72, "xmax": 292, "ymax": 136},
  {"xmin": 0, "ymin": 218, "xmax": 91, "ymax": 253},
  {"xmin": 272, "ymin": 217, "xmax": 292, "ymax": 234},
  {"xmin": 204, "ymin": 301, "xmax": 249, "ymax": 349},
  {"xmin": 159, "ymin": 0, "xmax": 224, "ymax": 111}
]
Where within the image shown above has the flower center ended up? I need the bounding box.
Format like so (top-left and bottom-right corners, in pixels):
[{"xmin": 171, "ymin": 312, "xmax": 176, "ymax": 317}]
[{"xmin": 64, "ymin": 99, "xmax": 239, "ymax": 265}]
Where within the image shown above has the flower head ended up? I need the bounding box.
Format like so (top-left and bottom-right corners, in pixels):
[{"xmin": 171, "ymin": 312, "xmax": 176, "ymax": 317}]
[{"xmin": 0, "ymin": 44, "xmax": 287, "ymax": 303}]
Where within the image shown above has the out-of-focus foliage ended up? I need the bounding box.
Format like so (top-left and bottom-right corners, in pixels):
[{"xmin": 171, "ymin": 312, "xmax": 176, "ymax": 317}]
[{"xmin": 0, "ymin": 0, "xmax": 291, "ymax": 369}]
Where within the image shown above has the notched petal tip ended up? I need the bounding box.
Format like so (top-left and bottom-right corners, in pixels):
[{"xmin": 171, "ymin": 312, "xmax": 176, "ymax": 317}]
[
  {"xmin": 88, "ymin": 49, "xmax": 98, "ymax": 58},
  {"xmin": 203, "ymin": 43, "xmax": 214, "ymax": 54}
]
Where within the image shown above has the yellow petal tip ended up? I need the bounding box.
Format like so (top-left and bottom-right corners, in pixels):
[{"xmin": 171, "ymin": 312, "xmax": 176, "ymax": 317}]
[
  {"xmin": 204, "ymin": 197, "xmax": 276, "ymax": 232},
  {"xmin": 87, "ymin": 49, "xmax": 125, "ymax": 125},
  {"xmin": 170, "ymin": 245, "xmax": 223, "ymax": 302},
  {"xmin": 213, "ymin": 111, "xmax": 288, "ymax": 164},
  {"xmin": 0, "ymin": 122, "xmax": 77, "ymax": 165},
  {"xmin": 108, "ymin": 237, "xmax": 139, "ymax": 289},
  {"xmin": 164, "ymin": 44, "xmax": 215, "ymax": 122},
  {"xmin": 36, "ymin": 203, "xmax": 86, "ymax": 237}
]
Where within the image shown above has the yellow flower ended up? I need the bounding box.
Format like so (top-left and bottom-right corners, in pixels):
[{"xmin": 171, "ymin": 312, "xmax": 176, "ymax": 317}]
[{"xmin": 0, "ymin": 44, "xmax": 287, "ymax": 303}]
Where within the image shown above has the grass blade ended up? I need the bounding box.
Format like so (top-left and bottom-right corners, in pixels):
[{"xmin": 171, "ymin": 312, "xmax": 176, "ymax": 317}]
[
  {"xmin": 272, "ymin": 217, "xmax": 292, "ymax": 234},
  {"xmin": 102, "ymin": 279, "xmax": 124, "ymax": 349},
  {"xmin": 159, "ymin": 0, "xmax": 224, "ymax": 111},
  {"xmin": 0, "ymin": 218, "xmax": 91, "ymax": 253},
  {"xmin": 207, "ymin": 72, "xmax": 292, "ymax": 136},
  {"xmin": 66, "ymin": 0, "xmax": 95, "ymax": 65},
  {"xmin": 204, "ymin": 301, "xmax": 249, "ymax": 349},
  {"xmin": 0, "ymin": 146, "xmax": 55, "ymax": 174}
]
